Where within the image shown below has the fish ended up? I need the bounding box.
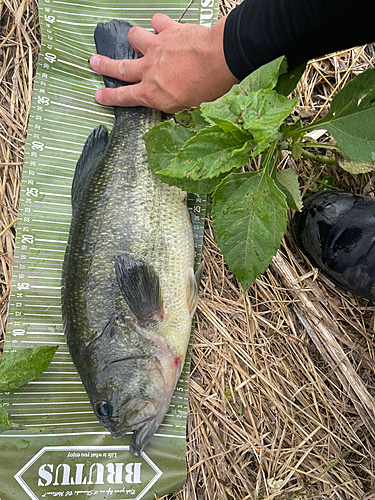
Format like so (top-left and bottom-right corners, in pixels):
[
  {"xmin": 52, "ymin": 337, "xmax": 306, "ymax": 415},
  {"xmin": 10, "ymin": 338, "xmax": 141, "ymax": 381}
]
[{"xmin": 61, "ymin": 19, "xmax": 202, "ymax": 455}]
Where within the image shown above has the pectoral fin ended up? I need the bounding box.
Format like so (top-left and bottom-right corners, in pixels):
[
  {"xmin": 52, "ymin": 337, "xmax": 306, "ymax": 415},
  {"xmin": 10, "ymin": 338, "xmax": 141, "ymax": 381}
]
[
  {"xmin": 186, "ymin": 267, "xmax": 199, "ymax": 317},
  {"xmin": 195, "ymin": 260, "xmax": 205, "ymax": 288},
  {"xmin": 115, "ymin": 253, "xmax": 164, "ymax": 327}
]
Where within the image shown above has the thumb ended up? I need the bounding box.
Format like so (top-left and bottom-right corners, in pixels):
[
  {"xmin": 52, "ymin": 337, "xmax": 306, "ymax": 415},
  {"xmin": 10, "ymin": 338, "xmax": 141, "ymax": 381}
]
[{"xmin": 151, "ymin": 13, "xmax": 177, "ymax": 34}]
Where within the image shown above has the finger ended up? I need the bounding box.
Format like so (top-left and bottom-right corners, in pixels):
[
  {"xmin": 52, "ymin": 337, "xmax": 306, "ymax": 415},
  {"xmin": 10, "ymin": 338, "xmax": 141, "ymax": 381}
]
[
  {"xmin": 90, "ymin": 55, "xmax": 142, "ymax": 83},
  {"xmin": 128, "ymin": 25, "xmax": 155, "ymax": 57},
  {"xmin": 151, "ymin": 13, "xmax": 178, "ymax": 34},
  {"xmin": 95, "ymin": 84, "xmax": 146, "ymax": 108}
]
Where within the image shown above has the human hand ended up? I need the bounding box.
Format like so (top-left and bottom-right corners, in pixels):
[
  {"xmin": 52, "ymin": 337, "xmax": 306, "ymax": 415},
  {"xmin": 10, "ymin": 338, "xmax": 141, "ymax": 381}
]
[{"xmin": 89, "ymin": 13, "xmax": 239, "ymax": 114}]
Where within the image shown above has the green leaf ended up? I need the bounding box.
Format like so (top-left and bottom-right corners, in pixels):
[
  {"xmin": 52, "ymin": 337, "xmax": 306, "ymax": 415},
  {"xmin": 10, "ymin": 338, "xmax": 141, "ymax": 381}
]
[
  {"xmin": 275, "ymin": 62, "xmax": 306, "ymax": 97},
  {"xmin": 307, "ymin": 68, "xmax": 375, "ymax": 162},
  {"xmin": 200, "ymin": 56, "xmax": 288, "ymax": 124},
  {"xmin": 158, "ymin": 125, "xmax": 255, "ymax": 181},
  {"xmin": 275, "ymin": 168, "xmax": 303, "ymax": 211},
  {"xmin": 233, "ymin": 90, "xmax": 298, "ymax": 144},
  {"xmin": 200, "ymin": 99, "xmax": 238, "ymax": 124},
  {"xmin": 144, "ymin": 120, "xmax": 193, "ymax": 173},
  {"xmin": 175, "ymin": 108, "xmax": 210, "ymax": 132},
  {"xmin": 155, "ymin": 171, "xmax": 222, "ymax": 195},
  {"xmin": 246, "ymin": 55, "xmax": 288, "ymax": 92},
  {"xmin": 0, "ymin": 346, "xmax": 58, "ymax": 392},
  {"xmin": 212, "ymin": 171, "xmax": 287, "ymax": 292},
  {"xmin": 291, "ymin": 142, "xmax": 303, "ymax": 160},
  {"xmin": 224, "ymin": 388, "xmax": 232, "ymax": 402},
  {"xmin": 338, "ymin": 156, "xmax": 375, "ymax": 174},
  {"xmin": 208, "ymin": 117, "xmax": 249, "ymax": 141},
  {"xmin": 0, "ymin": 405, "xmax": 16, "ymax": 433}
]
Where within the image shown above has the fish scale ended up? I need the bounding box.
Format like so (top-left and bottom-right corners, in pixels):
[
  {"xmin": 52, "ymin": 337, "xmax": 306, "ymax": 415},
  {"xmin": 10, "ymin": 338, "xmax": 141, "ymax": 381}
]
[{"xmin": 65, "ymin": 108, "xmax": 195, "ymax": 350}]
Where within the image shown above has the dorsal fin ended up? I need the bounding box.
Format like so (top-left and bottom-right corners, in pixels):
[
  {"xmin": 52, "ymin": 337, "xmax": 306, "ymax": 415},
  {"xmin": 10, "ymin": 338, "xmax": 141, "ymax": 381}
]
[
  {"xmin": 72, "ymin": 125, "xmax": 108, "ymax": 207},
  {"xmin": 115, "ymin": 253, "xmax": 165, "ymax": 328},
  {"xmin": 94, "ymin": 20, "xmax": 138, "ymax": 89}
]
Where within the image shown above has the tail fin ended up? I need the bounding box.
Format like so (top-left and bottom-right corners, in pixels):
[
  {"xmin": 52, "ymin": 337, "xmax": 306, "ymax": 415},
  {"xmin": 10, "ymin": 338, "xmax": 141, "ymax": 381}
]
[{"xmin": 94, "ymin": 19, "xmax": 137, "ymax": 88}]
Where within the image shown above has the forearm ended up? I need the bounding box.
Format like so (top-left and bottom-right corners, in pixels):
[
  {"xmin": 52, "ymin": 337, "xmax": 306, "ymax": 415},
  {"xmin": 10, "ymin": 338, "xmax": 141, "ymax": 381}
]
[{"xmin": 224, "ymin": 0, "xmax": 375, "ymax": 80}]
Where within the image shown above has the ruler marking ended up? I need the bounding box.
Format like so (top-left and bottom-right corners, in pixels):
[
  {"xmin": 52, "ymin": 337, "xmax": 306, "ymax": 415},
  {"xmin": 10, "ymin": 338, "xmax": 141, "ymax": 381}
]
[
  {"xmin": 49, "ymin": 99, "xmax": 113, "ymax": 117},
  {"xmin": 39, "ymin": 156, "xmax": 77, "ymax": 164},
  {"xmin": 55, "ymin": 20, "xmax": 99, "ymax": 27},
  {"xmin": 36, "ymin": 183, "xmax": 70, "ymax": 189},
  {"xmin": 23, "ymin": 421, "xmax": 99, "ymax": 427},
  {"xmin": 38, "ymin": 163, "xmax": 76, "ymax": 170},
  {"xmin": 43, "ymin": 126, "xmax": 88, "ymax": 138},
  {"xmin": 53, "ymin": 1, "xmax": 196, "ymax": 10},
  {"xmin": 12, "ymin": 401, "xmax": 89, "ymax": 405},
  {"xmin": 57, "ymin": 59, "xmax": 93, "ymax": 73},
  {"xmin": 44, "ymin": 111, "xmax": 100, "ymax": 128},
  {"xmin": 48, "ymin": 91, "xmax": 99, "ymax": 106},
  {"xmin": 55, "ymin": 39, "xmax": 92, "ymax": 57},
  {"xmin": 31, "ymin": 228, "xmax": 69, "ymax": 234},
  {"xmin": 32, "ymin": 219, "xmax": 71, "ymax": 225},
  {"xmin": 41, "ymin": 136, "xmax": 85, "ymax": 147},
  {"xmin": 27, "ymin": 275, "xmax": 62, "ymax": 279},
  {"xmin": 23, "ymin": 313, "xmax": 63, "ymax": 315},
  {"xmin": 38, "ymin": 172, "xmax": 74, "ymax": 180},
  {"xmin": 50, "ymin": 66, "xmax": 103, "ymax": 84},
  {"xmin": 15, "ymin": 412, "xmax": 93, "ymax": 417},
  {"xmin": 34, "ymin": 239, "xmax": 67, "ymax": 244},
  {"xmin": 54, "ymin": 36, "xmax": 95, "ymax": 51},
  {"xmin": 43, "ymin": 147, "xmax": 82, "ymax": 155},
  {"xmin": 56, "ymin": 48, "xmax": 89, "ymax": 62},
  {"xmin": 39, "ymin": 191, "xmax": 71, "ymax": 197},
  {"xmin": 44, "ymin": 109, "xmax": 113, "ymax": 126},
  {"xmin": 21, "ymin": 340, "xmax": 65, "ymax": 344},
  {"xmin": 30, "ymin": 249, "xmax": 66, "ymax": 254}
]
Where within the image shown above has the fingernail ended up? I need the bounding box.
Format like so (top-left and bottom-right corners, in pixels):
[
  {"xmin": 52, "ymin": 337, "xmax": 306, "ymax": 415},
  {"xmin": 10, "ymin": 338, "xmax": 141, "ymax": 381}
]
[
  {"xmin": 95, "ymin": 89, "xmax": 102, "ymax": 102},
  {"xmin": 90, "ymin": 54, "xmax": 100, "ymax": 69}
]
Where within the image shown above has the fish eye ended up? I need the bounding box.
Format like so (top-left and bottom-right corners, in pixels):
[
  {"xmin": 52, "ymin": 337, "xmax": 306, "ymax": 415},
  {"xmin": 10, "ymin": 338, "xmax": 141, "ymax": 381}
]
[{"xmin": 94, "ymin": 401, "xmax": 113, "ymax": 418}]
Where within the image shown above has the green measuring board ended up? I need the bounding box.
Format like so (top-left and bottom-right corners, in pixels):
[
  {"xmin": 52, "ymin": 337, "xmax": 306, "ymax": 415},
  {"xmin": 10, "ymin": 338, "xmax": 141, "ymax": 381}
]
[{"xmin": 0, "ymin": 1, "xmax": 218, "ymax": 498}]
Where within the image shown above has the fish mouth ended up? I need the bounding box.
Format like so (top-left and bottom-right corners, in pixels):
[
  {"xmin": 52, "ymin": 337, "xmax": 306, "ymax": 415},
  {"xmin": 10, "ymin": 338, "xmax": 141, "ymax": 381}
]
[
  {"xmin": 129, "ymin": 418, "xmax": 160, "ymax": 456},
  {"xmin": 108, "ymin": 418, "xmax": 159, "ymax": 454},
  {"xmin": 110, "ymin": 429, "xmax": 129, "ymax": 439},
  {"xmin": 112, "ymin": 398, "xmax": 159, "ymax": 455},
  {"xmin": 120, "ymin": 398, "xmax": 157, "ymax": 428}
]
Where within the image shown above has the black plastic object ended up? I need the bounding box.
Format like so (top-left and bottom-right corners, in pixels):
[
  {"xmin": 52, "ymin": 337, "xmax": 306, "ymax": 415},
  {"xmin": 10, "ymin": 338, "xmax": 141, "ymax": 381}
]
[{"xmin": 292, "ymin": 190, "xmax": 375, "ymax": 300}]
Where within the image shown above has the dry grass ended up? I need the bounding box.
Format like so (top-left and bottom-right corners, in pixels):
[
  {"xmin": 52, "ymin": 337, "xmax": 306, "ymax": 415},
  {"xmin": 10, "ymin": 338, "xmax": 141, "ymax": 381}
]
[
  {"xmin": 0, "ymin": 0, "xmax": 39, "ymax": 343},
  {"xmin": 1, "ymin": 1, "xmax": 375, "ymax": 499}
]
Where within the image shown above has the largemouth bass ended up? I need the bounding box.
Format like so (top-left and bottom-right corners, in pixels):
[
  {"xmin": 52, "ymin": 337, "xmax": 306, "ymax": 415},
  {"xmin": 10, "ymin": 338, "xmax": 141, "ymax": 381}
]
[{"xmin": 61, "ymin": 20, "xmax": 200, "ymax": 455}]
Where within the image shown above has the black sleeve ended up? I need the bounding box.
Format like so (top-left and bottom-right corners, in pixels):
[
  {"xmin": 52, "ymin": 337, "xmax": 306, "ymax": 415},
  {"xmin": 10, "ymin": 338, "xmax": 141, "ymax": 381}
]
[{"xmin": 224, "ymin": 0, "xmax": 375, "ymax": 80}]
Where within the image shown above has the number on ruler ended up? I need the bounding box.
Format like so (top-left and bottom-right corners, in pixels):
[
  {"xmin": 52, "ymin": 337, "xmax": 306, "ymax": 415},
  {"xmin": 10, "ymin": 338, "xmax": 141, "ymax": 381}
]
[
  {"xmin": 26, "ymin": 187, "xmax": 38, "ymax": 197},
  {"xmin": 21, "ymin": 235, "xmax": 34, "ymax": 245},
  {"xmin": 44, "ymin": 15, "xmax": 55, "ymax": 24},
  {"xmin": 17, "ymin": 283, "xmax": 30, "ymax": 290},
  {"xmin": 37, "ymin": 96, "xmax": 50, "ymax": 106},
  {"xmin": 45, "ymin": 52, "xmax": 56, "ymax": 63},
  {"xmin": 32, "ymin": 141, "xmax": 44, "ymax": 151},
  {"xmin": 13, "ymin": 329, "xmax": 25, "ymax": 336}
]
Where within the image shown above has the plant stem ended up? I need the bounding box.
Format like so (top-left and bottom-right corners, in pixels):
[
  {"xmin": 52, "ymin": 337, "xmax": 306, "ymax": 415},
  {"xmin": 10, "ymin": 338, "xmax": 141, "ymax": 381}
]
[
  {"xmin": 301, "ymin": 142, "xmax": 340, "ymax": 151},
  {"xmin": 300, "ymin": 148, "xmax": 336, "ymax": 165},
  {"xmin": 261, "ymin": 140, "xmax": 277, "ymax": 175},
  {"xmin": 269, "ymin": 144, "xmax": 281, "ymax": 178}
]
